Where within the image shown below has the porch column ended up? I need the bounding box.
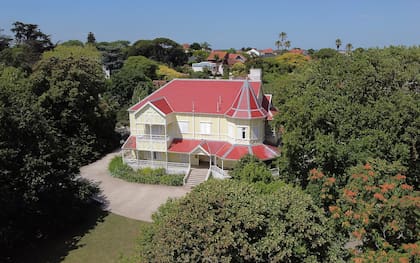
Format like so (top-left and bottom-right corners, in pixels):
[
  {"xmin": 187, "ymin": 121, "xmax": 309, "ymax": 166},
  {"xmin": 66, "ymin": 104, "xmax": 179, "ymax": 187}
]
[
  {"xmin": 122, "ymin": 150, "xmax": 125, "ymax": 163},
  {"xmin": 136, "ymin": 150, "xmax": 139, "ymax": 166}
]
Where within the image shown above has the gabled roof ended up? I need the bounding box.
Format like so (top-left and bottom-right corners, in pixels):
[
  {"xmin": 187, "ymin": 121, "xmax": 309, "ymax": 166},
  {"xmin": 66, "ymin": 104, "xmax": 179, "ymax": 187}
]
[
  {"xmin": 149, "ymin": 97, "xmax": 173, "ymax": 115},
  {"xmin": 227, "ymin": 53, "xmax": 246, "ymax": 66},
  {"xmin": 225, "ymin": 80, "xmax": 267, "ymax": 119},
  {"xmin": 129, "ymin": 79, "xmax": 263, "ymax": 117},
  {"xmin": 260, "ymin": 48, "xmax": 274, "ymax": 54}
]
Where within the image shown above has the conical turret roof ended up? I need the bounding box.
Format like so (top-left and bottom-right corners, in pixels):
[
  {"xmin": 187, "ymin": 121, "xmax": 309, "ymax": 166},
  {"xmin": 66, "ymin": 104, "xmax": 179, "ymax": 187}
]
[{"xmin": 225, "ymin": 80, "xmax": 267, "ymax": 119}]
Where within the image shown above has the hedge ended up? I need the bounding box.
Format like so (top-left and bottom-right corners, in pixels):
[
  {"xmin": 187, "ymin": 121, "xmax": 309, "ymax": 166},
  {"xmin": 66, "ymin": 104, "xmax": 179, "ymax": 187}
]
[{"xmin": 108, "ymin": 156, "xmax": 184, "ymax": 186}]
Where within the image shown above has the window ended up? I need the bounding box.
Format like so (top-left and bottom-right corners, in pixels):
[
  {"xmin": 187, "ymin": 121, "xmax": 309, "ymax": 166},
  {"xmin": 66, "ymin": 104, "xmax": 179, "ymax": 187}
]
[
  {"xmin": 228, "ymin": 124, "xmax": 235, "ymax": 139},
  {"xmin": 237, "ymin": 127, "xmax": 247, "ymax": 139},
  {"xmin": 179, "ymin": 121, "xmax": 189, "ymax": 133},
  {"xmin": 200, "ymin": 122, "xmax": 211, "ymax": 134},
  {"xmin": 153, "ymin": 152, "xmax": 164, "ymax": 161},
  {"xmin": 252, "ymin": 126, "xmax": 259, "ymax": 139}
]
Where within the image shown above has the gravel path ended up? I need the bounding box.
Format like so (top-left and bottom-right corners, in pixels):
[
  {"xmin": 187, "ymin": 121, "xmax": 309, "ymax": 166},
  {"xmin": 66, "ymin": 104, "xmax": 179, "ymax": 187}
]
[{"xmin": 80, "ymin": 151, "xmax": 191, "ymax": 222}]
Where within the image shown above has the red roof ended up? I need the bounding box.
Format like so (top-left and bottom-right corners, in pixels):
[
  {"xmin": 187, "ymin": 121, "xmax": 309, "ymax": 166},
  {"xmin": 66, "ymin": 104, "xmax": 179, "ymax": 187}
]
[
  {"xmin": 166, "ymin": 138, "xmax": 279, "ymax": 161},
  {"xmin": 207, "ymin": 51, "xmax": 228, "ymax": 61},
  {"xmin": 129, "ymin": 79, "xmax": 263, "ymax": 117},
  {"xmin": 289, "ymin": 48, "xmax": 304, "ymax": 55},
  {"xmin": 227, "ymin": 53, "xmax": 246, "ymax": 66},
  {"xmin": 225, "ymin": 81, "xmax": 267, "ymax": 119},
  {"xmin": 260, "ymin": 48, "xmax": 274, "ymax": 54},
  {"xmin": 122, "ymin": 136, "xmax": 136, "ymax": 149},
  {"xmin": 167, "ymin": 139, "xmax": 201, "ymax": 153},
  {"xmin": 150, "ymin": 97, "xmax": 173, "ymax": 115}
]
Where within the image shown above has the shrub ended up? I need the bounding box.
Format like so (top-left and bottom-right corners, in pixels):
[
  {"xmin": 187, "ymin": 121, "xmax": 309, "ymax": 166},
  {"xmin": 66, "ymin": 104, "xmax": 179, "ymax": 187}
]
[{"xmin": 108, "ymin": 156, "xmax": 184, "ymax": 186}]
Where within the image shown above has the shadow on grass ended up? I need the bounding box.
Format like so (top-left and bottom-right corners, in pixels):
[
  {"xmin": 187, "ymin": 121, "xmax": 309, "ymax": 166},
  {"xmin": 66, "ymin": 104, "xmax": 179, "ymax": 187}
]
[{"xmin": 12, "ymin": 202, "xmax": 109, "ymax": 263}]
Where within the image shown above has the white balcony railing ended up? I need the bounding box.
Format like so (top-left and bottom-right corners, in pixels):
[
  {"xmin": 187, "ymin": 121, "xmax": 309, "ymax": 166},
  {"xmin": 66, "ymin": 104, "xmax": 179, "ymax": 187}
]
[
  {"xmin": 124, "ymin": 158, "xmax": 189, "ymax": 175},
  {"xmin": 136, "ymin": 134, "xmax": 169, "ymax": 141}
]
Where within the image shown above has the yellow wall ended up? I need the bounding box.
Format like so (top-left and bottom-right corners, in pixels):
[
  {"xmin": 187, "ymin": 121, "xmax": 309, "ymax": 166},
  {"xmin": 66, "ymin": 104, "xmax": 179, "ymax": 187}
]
[{"xmin": 168, "ymin": 113, "xmax": 264, "ymax": 144}]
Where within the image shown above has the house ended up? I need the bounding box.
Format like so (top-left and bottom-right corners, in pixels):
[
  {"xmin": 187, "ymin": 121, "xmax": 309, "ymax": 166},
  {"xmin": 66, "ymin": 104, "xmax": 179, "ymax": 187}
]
[
  {"xmin": 191, "ymin": 61, "xmax": 218, "ymax": 74},
  {"xmin": 246, "ymin": 48, "xmax": 260, "ymax": 57},
  {"xmin": 259, "ymin": 48, "xmax": 275, "ymax": 57},
  {"xmin": 207, "ymin": 51, "xmax": 228, "ymax": 63},
  {"xmin": 227, "ymin": 53, "xmax": 247, "ymax": 66},
  {"xmin": 121, "ymin": 79, "xmax": 280, "ymax": 185}
]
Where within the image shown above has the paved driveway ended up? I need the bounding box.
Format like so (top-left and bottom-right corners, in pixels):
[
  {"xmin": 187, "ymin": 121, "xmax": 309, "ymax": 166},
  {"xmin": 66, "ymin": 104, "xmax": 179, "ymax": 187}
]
[{"xmin": 80, "ymin": 151, "xmax": 191, "ymax": 222}]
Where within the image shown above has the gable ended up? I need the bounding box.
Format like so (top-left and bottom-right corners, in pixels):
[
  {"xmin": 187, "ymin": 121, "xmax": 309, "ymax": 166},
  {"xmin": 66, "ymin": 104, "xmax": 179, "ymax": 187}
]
[{"xmin": 135, "ymin": 103, "xmax": 166, "ymax": 124}]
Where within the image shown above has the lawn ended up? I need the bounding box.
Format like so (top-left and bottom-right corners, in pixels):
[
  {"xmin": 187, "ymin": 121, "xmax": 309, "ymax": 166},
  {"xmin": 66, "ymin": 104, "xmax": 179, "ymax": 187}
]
[{"xmin": 15, "ymin": 207, "xmax": 149, "ymax": 263}]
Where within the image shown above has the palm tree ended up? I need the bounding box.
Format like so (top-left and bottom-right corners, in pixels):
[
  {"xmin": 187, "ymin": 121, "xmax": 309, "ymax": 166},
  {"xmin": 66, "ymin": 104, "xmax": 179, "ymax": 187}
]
[
  {"xmin": 279, "ymin": 32, "xmax": 287, "ymax": 42},
  {"xmin": 335, "ymin": 38, "xmax": 342, "ymax": 51},
  {"xmin": 200, "ymin": 41, "xmax": 211, "ymax": 51},
  {"xmin": 284, "ymin": 40, "xmax": 291, "ymax": 50},
  {"xmin": 345, "ymin": 43, "xmax": 353, "ymax": 54},
  {"xmin": 275, "ymin": 40, "xmax": 281, "ymax": 50}
]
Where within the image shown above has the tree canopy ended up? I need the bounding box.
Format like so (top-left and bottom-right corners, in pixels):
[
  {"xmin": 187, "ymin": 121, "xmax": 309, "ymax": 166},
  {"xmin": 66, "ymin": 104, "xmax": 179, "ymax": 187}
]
[
  {"xmin": 127, "ymin": 37, "xmax": 188, "ymax": 67},
  {"xmin": 271, "ymin": 46, "xmax": 419, "ymax": 186},
  {"xmin": 140, "ymin": 180, "xmax": 345, "ymax": 262}
]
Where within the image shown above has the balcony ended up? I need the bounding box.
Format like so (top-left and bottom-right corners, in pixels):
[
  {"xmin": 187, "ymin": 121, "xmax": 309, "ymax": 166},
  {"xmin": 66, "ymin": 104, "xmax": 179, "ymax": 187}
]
[{"xmin": 136, "ymin": 134, "xmax": 170, "ymax": 151}]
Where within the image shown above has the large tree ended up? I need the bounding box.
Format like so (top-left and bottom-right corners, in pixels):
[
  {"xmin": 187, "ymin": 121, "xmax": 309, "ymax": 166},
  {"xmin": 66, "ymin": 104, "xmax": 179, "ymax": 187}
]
[
  {"xmin": 335, "ymin": 38, "xmax": 342, "ymax": 50},
  {"xmin": 0, "ymin": 65, "xmax": 98, "ymax": 257},
  {"xmin": 31, "ymin": 55, "xmax": 118, "ymax": 163},
  {"xmin": 109, "ymin": 55, "xmax": 157, "ymax": 107},
  {"xmin": 139, "ymin": 180, "xmax": 345, "ymax": 262},
  {"xmin": 127, "ymin": 37, "xmax": 188, "ymax": 67},
  {"xmin": 273, "ymin": 46, "xmax": 420, "ymax": 186}
]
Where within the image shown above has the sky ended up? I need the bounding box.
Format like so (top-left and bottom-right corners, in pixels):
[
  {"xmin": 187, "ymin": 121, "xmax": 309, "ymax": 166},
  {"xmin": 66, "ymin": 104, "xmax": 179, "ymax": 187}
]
[{"xmin": 1, "ymin": 0, "xmax": 420, "ymax": 50}]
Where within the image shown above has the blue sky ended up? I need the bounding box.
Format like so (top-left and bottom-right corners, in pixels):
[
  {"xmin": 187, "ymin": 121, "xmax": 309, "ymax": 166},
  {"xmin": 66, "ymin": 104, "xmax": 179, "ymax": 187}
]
[{"xmin": 1, "ymin": 0, "xmax": 419, "ymax": 50}]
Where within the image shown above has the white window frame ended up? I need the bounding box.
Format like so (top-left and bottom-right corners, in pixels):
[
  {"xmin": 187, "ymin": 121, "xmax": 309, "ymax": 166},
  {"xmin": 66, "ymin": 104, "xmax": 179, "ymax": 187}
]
[
  {"xmin": 178, "ymin": 121, "xmax": 189, "ymax": 133},
  {"xmin": 237, "ymin": 126, "xmax": 247, "ymax": 139},
  {"xmin": 200, "ymin": 122, "xmax": 212, "ymax": 135}
]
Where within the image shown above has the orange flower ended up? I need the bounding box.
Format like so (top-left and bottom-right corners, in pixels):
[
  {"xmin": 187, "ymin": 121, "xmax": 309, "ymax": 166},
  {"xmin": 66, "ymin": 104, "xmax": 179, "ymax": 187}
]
[
  {"xmin": 364, "ymin": 163, "xmax": 372, "ymax": 170},
  {"xmin": 402, "ymin": 243, "xmax": 419, "ymax": 256},
  {"xmin": 388, "ymin": 220, "xmax": 399, "ymax": 232},
  {"xmin": 399, "ymin": 257, "xmax": 409, "ymax": 263},
  {"xmin": 329, "ymin": 205, "xmax": 339, "ymax": 213},
  {"xmin": 374, "ymin": 193, "xmax": 386, "ymax": 201},
  {"xmin": 352, "ymin": 230, "xmax": 363, "ymax": 240},
  {"xmin": 380, "ymin": 183, "xmax": 395, "ymax": 193},
  {"xmin": 368, "ymin": 171, "xmax": 374, "ymax": 176},
  {"xmin": 394, "ymin": 174, "xmax": 406, "ymax": 180},
  {"xmin": 401, "ymin": 184, "xmax": 413, "ymax": 191},
  {"xmin": 353, "ymin": 258, "xmax": 363, "ymax": 263}
]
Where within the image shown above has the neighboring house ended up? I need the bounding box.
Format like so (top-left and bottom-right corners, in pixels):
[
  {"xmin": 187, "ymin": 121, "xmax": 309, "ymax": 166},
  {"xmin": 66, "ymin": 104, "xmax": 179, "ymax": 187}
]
[
  {"xmin": 207, "ymin": 50, "xmax": 228, "ymax": 63},
  {"xmin": 121, "ymin": 79, "xmax": 280, "ymax": 182},
  {"xmin": 227, "ymin": 53, "xmax": 247, "ymax": 66},
  {"xmin": 246, "ymin": 48, "xmax": 260, "ymax": 57},
  {"xmin": 259, "ymin": 48, "xmax": 275, "ymax": 57},
  {"xmin": 192, "ymin": 61, "xmax": 217, "ymax": 74}
]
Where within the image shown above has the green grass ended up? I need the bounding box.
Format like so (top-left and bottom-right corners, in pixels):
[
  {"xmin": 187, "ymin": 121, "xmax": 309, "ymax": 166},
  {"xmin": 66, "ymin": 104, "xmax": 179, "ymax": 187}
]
[{"xmin": 16, "ymin": 207, "xmax": 149, "ymax": 263}]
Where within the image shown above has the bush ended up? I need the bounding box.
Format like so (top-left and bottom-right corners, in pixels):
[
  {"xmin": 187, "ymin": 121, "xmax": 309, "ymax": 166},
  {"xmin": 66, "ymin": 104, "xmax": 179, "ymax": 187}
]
[
  {"xmin": 108, "ymin": 156, "xmax": 184, "ymax": 186},
  {"xmin": 139, "ymin": 180, "xmax": 345, "ymax": 262}
]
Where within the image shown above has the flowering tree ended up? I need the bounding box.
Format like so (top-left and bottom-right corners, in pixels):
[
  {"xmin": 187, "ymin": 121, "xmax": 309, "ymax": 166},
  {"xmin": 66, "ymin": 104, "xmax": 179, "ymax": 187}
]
[{"xmin": 309, "ymin": 159, "xmax": 419, "ymax": 261}]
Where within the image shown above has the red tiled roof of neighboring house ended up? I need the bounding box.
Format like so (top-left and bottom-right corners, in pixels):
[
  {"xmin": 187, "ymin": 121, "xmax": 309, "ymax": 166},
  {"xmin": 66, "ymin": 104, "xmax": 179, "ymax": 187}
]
[
  {"xmin": 207, "ymin": 51, "xmax": 228, "ymax": 61},
  {"xmin": 289, "ymin": 48, "xmax": 304, "ymax": 55},
  {"xmin": 227, "ymin": 53, "xmax": 246, "ymax": 66},
  {"xmin": 182, "ymin": 43, "xmax": 190, "ymax": 49},
  {"xmin": 150, "ymin": 97, "xmax": 173, "ymax": 115},
  {"xmin": 121, "ymin": 136, "xmax": 136, "ymax": 149},
  {"xmin": 225, "ymin": 81, "xmax": 267, "ymax": 119},
  {"xmin": 165, "ymin": 138, "xmax": 279, "ymax": 161},
  {"xmin": 260, "ymin": 48, "xmax": 274, "ymax": 54},
  {"xmin": 129, "ymin": 79, "xmax": 265, "ymax": 118}
]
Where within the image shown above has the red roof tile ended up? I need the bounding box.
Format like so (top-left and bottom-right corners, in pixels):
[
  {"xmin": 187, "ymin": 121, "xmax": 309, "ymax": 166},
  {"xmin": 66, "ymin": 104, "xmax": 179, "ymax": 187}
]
[
  {"xmin": 122, "ymin": 136, "xmax": 136, "ymax": 149},
  {"xmin": 251, "ymin": 144, "xmax": 279, "ymax": 160},
  {"xmin": 168, "ymin": 139, "xmax": 201, "ymax": 153},
  {"xmin": 260, "ymin": 48, "xmax": 274, "ymax": 54},
  {"xmin": 129, "ymin": 79, "xmax": 263, "ymax": 116},
  {"xmin": 166, "ymin": 139, "xmax": 279, "ymax": 161},
  {"xmin": 225, "ymin": 81, "xmax": 267, "ymax": 119},
  {"xmin": 207, "ymin": 51, "xmax": 228, "ymax": 61},
  {"xmin": 150, "ymin": 97, "xmax": 173, "ymax": 115}
]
